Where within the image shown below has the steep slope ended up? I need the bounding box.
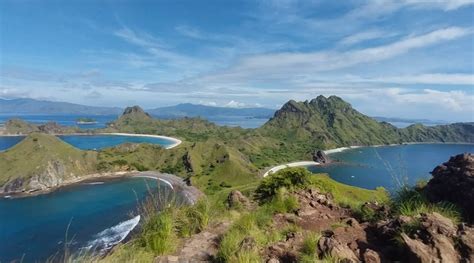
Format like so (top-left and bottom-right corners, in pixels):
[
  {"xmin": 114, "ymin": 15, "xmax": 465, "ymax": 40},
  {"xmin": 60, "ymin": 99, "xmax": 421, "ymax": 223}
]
[
  {"xmin": 0, "ymin": 133, "xmax": 98, "ymax": 193},
  {"xmin": 259, "ymin": 95, "xmax": 473, "ymax": 148}
]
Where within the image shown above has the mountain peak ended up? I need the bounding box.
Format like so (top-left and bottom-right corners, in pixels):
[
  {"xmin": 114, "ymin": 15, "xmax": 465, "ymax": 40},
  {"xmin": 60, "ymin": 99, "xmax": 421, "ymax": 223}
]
[{"xmin": 121, "ymin": 106, "xmax": 151, "ymax": 119}]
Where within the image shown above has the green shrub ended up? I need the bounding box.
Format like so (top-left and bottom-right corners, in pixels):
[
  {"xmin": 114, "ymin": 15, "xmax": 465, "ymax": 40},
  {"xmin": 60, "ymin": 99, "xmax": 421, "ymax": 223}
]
[
  {"xmin": 255, "ymin": 167, "xmax": 312, "ymax": 201},
  {"xmin": 217, "ymin": 228, "xmax": 245, "ymax": 262},
  {"xmin": 111, "ymin": 159, "xmax": 128, "ymax": 166},
  {"xmin": 301, "ymin": 232, "xmax": 320, "ymax": 256},
  {"xmin": 132, "ymin": 162, "xmax": 148, "ymax": 171}
]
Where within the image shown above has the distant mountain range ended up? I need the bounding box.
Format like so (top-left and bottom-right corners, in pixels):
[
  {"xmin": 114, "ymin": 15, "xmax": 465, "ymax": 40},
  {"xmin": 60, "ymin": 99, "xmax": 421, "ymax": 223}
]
[
  {"xmin": 0, "ymin": 98, "xmax": 122, "ymax": 115},
  {"xmin": 148, "ymin": 103, "xmax": 274, "ymax": 119},
  {"xmin": 0, "ymin": 98, "xmax": 459, "ymax": 126},
  {"xmin": 0, "ymin": 98, "xmax": 274, "ymax": 119}
]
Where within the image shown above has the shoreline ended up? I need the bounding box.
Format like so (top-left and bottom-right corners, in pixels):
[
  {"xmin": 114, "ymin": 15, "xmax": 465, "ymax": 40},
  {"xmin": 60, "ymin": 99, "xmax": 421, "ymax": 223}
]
[
  {"xmin": 323, "ymin": 142, "xmax": 474, "ymax": 155},
  {"xmin": 100, "ymin": 132, "xmax": 182, "ymax": 149},
  {"xmin": 263, "ymin": 142, "xmax": 474, "ymax": 177},
  {"xmin": 263, "ymin": 161, "xmax": 319, "ymax": 177},
  {"xmin": 1, "ymin": 171, "xmax": 202, "ymax": 204},
  {"xmin": 0, "ymin": 132, "xmax": 183, "ymax": 149}
]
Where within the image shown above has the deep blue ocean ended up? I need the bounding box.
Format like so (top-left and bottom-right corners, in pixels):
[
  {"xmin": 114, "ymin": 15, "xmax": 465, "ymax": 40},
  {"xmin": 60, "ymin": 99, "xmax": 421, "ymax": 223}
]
[
  {"xmin": 0, "ymin": 177, "xmax": 172, "ymax": 262},
  {"xmin": 308, "ymin": 144, "xmax": 474, "ymax": 192}
]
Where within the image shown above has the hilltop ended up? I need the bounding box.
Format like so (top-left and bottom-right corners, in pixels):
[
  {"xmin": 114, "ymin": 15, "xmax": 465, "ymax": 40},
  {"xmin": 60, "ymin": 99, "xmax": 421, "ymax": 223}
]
[
  {"xmin": 259, "ymin": 95, "xmax": 473, "ymax": 148},
  {"xmin": 0, "ymin": 133, "xmax": 97, "ymax": 193}
]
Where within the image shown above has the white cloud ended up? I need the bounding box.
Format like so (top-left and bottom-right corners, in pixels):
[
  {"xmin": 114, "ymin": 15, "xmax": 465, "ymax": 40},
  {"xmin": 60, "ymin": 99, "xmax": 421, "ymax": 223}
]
[
  {"xmin": 224, "ymin": 100, "xmax": 247, "ymax": 108},
  {"xmin": 339, "ymin": 30, "xmax": 397, "ymax": 46},
  {"xmin": 190, "ymin": 27, "xmax": 471, "ymax": 85},
  {"xmin": 400, "ymin": 0, "xmax": 474, "ymax": 11},
  {"xmin": 370, "ymin": 88, "xmax": 474, "ymax": 112},
  {"xmin": 0, "ymin": 88, "xmax": 29, "ymax": 99},
  {"xmin": 353, "ymin": 73, "xmax": 474, "ymax": 85}
]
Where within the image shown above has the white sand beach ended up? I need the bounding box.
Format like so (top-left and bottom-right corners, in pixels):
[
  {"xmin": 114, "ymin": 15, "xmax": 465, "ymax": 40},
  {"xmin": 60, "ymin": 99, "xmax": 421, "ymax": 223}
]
[
  {"xmin": 101, "ymin": 133, "xmax": 182, "ymax": 149},
  {"xmin": 263, "ymin": 161, "xmax": 319, "ymax": 177}
]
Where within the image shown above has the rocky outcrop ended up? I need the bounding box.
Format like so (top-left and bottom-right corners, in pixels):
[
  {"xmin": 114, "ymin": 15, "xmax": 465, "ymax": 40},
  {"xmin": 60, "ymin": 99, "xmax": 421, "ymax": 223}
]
[
  {"xmin": 227, "ymin": 190, "xmax": 252, "ymax": 209},
  {"xmin": 312, "ymin": 150, "xmax": 331, "ymax": 164},
  {"xmin": 37, "ymin": 122, "xmax": 69, "ymax": 134},
  {"xmin": 425, "ymin": 153, "xmax": 474, "ymax": 221},
  {"xmin": 318, "ymin": 232, "xmax": 359, "ymax": 263},
  {"xmin": 399, "ymin": 212, "xmax": 473, "ymax": 263},
  {"xmin": 266, "ymin": 232, "xmax": 302, "ymax": 262}
]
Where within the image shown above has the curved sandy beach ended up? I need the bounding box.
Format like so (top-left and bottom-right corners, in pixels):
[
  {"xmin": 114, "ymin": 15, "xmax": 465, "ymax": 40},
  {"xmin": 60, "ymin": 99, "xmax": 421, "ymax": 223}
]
[
  {"xmin": 100, "ymin": 132, "xmax": 182, "ymax": 149},
  {"xmin": 263, "ymin": 161, "xmax": 319, "ymax": 177}
]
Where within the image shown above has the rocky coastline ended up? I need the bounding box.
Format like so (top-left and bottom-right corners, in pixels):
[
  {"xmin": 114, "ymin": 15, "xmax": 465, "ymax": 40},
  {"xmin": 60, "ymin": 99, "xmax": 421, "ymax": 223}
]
[{"xmin": 1, "ymin": 171, "xmax": 202, "ymax": 205}]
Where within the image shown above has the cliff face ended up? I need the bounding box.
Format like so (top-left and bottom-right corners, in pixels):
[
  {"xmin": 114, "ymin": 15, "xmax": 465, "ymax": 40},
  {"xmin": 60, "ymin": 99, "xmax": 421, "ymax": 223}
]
[{"xmin": 0, "ymin": 133, "xmax": 98, "ymax": 193}]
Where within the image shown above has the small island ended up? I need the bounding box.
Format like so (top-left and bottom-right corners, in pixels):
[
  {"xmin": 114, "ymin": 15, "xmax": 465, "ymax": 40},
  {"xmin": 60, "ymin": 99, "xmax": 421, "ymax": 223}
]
[{"xmin": 76, "ymin": 117, "xmax": 98, "ymax": 125}]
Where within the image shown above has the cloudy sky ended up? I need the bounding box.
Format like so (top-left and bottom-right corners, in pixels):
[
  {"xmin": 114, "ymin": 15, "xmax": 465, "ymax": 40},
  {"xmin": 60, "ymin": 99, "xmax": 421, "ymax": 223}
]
[{"xmin": 1, "ymin": 0, "xmax": 473, "ymax": 121}]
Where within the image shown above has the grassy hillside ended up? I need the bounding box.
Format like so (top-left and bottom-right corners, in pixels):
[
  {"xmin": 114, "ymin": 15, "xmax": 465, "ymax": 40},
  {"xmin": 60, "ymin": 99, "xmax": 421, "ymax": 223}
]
[
  {"xmin": 258, "ymin": 95, "xmax": 473, "ymax": 148},
  {"xmin": 0, "ymin": 133, "xmax": 97, "ymax": 192},
  {"xmin": 97, "ymin": 140, "xmax": 259, "ymax": 194}
]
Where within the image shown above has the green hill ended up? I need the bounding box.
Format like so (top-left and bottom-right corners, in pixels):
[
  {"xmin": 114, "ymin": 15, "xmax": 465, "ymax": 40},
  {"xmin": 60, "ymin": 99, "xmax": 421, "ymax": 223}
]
[
  {"xmin": 0, "ymin": 133, "xmax": 98, "ymax": 193},
  {"xmin": 106, "ymin": 105, "xmax": 250, "ymax": 142},
  {"xmin": 259, "ymin": 95, "xmax": 473, "ymax": 148},
  {"xmin": 259, "ymin": 96, "xmax": 402, "ymax": 148}
]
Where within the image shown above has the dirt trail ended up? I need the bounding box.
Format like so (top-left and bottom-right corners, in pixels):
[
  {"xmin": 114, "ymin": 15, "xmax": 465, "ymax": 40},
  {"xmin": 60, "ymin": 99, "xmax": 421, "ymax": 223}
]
[{"xmin": 155, "ymin": 222, "xmax": 231, "ymax": 263}]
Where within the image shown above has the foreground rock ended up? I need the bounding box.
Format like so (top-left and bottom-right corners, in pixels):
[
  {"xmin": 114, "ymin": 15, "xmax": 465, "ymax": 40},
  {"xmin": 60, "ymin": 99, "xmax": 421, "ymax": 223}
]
[
  {"xmin": 425, "ymin": 153, "xmax": 474, "ymax": 222},
  {"xmin": 378, "ymin": 212, "xmax": 474, "ymax": 263},
  {"xmin": 227, "ymin": 190, "xmax": 253, "ymax": 209}
]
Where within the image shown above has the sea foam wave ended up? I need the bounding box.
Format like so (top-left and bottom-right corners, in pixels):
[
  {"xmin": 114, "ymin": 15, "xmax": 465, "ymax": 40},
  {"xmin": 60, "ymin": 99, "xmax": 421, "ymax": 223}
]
[{"xmin": 85, "ymin": 215, "xmax": 140, "ymax": 252}]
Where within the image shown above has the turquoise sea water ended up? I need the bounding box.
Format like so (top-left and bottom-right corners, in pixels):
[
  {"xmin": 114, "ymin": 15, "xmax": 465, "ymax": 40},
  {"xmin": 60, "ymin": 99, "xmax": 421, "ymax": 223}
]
[
  {"xmin": 58, "ymin": 135, "xmax": 175, "ymax": 150},
  {"xmin": 0, "ymin": 134, "xmax": 175, "ymax": 151},
  {"xmin": 0, "ymin": 177, "xmax": 173, "ymax": 262},
  {"xmin": 308, "ymin": 144, "xmax": 474, "ymax": 191}
]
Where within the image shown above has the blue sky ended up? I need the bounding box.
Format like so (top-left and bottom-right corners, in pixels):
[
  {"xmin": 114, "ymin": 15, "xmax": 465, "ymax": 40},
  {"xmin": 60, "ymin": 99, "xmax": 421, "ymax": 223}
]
[{"xmin": 0, "ymin": 0, "xmax": 473, "ymax": 121}]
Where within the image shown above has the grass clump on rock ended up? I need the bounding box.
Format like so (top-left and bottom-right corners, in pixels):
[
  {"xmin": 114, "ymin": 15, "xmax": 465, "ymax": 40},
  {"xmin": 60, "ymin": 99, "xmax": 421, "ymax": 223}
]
[{"xmin": 393, "ymin": 186, "xmax": 461, "ymax": 223}]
